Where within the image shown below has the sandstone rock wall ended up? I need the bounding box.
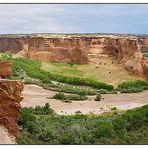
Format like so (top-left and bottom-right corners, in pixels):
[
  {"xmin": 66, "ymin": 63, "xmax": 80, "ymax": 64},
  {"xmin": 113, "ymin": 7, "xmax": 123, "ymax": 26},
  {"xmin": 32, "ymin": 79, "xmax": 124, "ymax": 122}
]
[
  {"xmin": 0, "ymin": 36, "xmax": 147, "ymax": 76},
  {"xmin": 138, "ymin": 36, "xmax": 148, "ymax": 52},
  {"xmin": 88, "ymin": 37, "xmax": 148, "ymax": 75},
  {"xmin": 0, "ymin": 80, "xmax": 24, "ymax": 137},
  {"xmin": 0, "ymin": 61, "xmax": 24, "ymax": 144},
  {"xmin": 0, "ymin": 61, "xmax": 12, "ymax": 78}
]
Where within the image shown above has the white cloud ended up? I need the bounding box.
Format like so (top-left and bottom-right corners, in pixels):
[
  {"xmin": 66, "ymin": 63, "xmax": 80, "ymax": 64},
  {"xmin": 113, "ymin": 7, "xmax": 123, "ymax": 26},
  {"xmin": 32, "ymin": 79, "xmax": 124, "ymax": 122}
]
[{"xmin": 0, "ymin": 4, "xmax": 148, "ymax": 34}]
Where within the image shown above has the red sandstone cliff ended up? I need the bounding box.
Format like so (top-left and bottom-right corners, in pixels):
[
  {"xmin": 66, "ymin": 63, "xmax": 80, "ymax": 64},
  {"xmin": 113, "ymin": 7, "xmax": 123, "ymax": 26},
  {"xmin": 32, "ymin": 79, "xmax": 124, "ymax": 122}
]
[
  {"xmin": 0, "ymin": 35, "xmax": 147, "ymax": 76},
  {"xmin": 138, "ymin": 36, "xmax": 148, "ymax": 52},
  {"xmin": 0, "ymin": 61, "xmax": 24, "ymax": 144},
  {"xmin": 0, "ymin": 61, "xmax": 12, "ymax": 78},
  {"xmin": 89, "ymin": 37, "xmax": 148, "ymax": 75},
  {"xmin": 0, "ymin": 80, "xmax": 24, "ymax": 137}
]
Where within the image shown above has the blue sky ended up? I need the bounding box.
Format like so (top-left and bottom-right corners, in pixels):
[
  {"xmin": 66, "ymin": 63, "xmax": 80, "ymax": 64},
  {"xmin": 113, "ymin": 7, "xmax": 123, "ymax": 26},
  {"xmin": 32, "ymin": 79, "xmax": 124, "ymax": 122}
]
[{"xmin": 0, "ymin": 4, "xmax": 148, "ymax": 34}]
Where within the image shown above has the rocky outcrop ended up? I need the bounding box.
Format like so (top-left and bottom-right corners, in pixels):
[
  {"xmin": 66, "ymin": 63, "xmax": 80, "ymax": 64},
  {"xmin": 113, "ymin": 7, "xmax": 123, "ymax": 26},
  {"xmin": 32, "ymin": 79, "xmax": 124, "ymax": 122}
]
[
  {"xmin": 0, "ymin": 37, "xmax": 88, "ymax": 64},
  {"xmin": 88, "ymin": 37, "xmax": 148, "ymax": 76},
  {"xmin": 0, "ymin": 80, "xmax": 24, "ymax": 137},
  {"xmin": 138, "ymin": 36, "xmax": 148, "ymax": 52},
  {"xmin": 0, "ymin": 61, "xmax": 12, "ymax": 78},
  {"xmin": 0, "ymin": 61, "xmax": 24, "ymax": 144},
  {"xmin": 0, "ymin": 35, "xmax": 147, "ymax": 76}
]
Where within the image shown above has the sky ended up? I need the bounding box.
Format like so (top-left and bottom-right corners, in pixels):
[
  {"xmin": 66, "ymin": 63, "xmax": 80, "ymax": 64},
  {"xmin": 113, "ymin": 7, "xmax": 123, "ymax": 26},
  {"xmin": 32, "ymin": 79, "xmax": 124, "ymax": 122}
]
[{"xmin": 0, "ymin": 4, "xmax": 148, "ymax": 34}]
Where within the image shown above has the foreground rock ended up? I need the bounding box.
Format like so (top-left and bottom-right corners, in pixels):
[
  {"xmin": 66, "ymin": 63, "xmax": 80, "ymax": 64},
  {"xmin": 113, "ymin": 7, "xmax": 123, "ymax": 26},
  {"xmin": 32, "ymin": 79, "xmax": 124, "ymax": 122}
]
[
  {"xmin": 0, "ymin": 34, "xmax": 147, "ymax": 76},
  {"xmin": 0, "ymin": 80, "xmax": 24, "ymax": 137},
  {"xmin": 0, "ymin": 61, "xmax": 12, "ymax": 78},
  {"xmin": 0, "ymin": 61, "xmax": 24, "ymax": 144}
]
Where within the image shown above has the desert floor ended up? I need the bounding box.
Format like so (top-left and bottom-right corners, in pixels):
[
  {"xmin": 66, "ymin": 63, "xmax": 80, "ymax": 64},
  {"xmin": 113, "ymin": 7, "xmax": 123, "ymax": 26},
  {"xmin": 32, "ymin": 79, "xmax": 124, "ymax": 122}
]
[{"xmin": 21, "ymin": 84, "xmax": 148, "ymax": 115}]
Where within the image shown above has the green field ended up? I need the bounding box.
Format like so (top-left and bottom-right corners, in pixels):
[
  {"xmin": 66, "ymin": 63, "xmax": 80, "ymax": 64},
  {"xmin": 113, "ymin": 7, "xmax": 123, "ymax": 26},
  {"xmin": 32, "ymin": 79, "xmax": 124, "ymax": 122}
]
[
  {"xmin": 41, "ymin": 61, "xmax": 145, "ymax": 86},
  {"xmin": 0, "ymin": 52, "xmax": 145, "ymax": 86}
]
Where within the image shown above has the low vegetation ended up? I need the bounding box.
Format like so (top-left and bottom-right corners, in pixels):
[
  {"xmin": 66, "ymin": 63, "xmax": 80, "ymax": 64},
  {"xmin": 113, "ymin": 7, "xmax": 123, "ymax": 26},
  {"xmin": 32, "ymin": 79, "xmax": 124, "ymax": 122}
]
[
  {"xmin": 0, "ymin": 52, "xmax": 13, "ymax": 61},
  {"xmin": 52, "ymin": 92, "xmax": 88, "ymax": 101},
  {"xmin": 17, "ymin": 105, "xmax": 148, "ymax": 144},
  {"xmin": 44, "ymin": 83, "xmax": 98, "ymax": 95},
  {"xmin": 117, "ymin": 80, "xmax": 148, "ymax": 93},
  {"xmin": 8, "ymin": 58, "xmax": 114, "ymax": 91},
  {"xmin": 2, "ymin": 53, "xmax": 147, "ymax": 94},
  {"xmin": 143, "ymin": 51, "xmax": 148, "ymax": 58},
  {"xmin": 95, "ymin": 93, "xmax": 102, "ymax": 101}
]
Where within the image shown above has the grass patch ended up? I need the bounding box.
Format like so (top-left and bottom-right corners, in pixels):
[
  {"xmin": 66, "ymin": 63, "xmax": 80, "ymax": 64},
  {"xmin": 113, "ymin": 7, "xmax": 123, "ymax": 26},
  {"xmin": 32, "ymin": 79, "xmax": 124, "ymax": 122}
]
[
  {"xmin": 41, "ymin": 59, "xmax": 145, "ymax": 86},
  {"xmin": 9, "ymin": 58, "xmax": 114, "ymax": 91}
]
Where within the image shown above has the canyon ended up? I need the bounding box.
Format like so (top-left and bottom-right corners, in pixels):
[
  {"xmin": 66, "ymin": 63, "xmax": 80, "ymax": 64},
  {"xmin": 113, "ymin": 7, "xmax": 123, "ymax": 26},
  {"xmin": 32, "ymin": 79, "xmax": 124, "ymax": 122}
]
[
  {"xmin": 0, "ymin": 34, "xmax": 147, "ymax": 144},
  {"xmin": 0, "ymin": 61, "xmax": 24, "ymax": 144},
  {"xmin": 0, "ymin": 34, "xmax": 148, "ymax": 76}
]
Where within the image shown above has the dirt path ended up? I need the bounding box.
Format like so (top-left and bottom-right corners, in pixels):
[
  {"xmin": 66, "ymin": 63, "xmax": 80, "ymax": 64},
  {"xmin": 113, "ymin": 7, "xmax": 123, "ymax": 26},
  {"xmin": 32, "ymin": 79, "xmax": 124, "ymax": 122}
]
[{"xmin": 21, "ymin": 84, "xmax": 148, "ymax": 115}]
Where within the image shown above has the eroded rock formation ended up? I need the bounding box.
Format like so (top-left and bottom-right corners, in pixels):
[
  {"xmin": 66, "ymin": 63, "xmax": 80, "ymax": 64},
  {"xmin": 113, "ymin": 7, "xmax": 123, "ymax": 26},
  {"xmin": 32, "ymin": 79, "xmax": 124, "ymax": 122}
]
[
  {"xmin": 0, "ymin": 80, "xmax": 24, "ymax": 137},
  {"xmin": 0, "ymin": 61, "xmax": 24, "ymax": 144},
  {"xmin": 89, "ymin": 37, "xmax": 148, "ymax": 75},
  {"xmin": 0, "ymin": 61, "xmax": 12, "ymax": 78},
  {"xmin": 138, "ymin": 36, "xmax": 148, "ymax": 52},
  {"xmin": 0, "ymin": 35, "xmax": 147, "ymax": 76}
]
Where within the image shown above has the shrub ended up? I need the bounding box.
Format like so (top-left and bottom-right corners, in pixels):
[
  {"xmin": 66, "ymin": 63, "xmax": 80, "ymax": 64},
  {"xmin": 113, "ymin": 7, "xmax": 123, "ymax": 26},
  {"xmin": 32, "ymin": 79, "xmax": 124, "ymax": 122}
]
[
  {"xmin": 18, "ymin": 107, "xmax": 36, "ymax": 127},
  {"xmin": 95, "ymin": 93, "xmax": 102, "ymax": 101},
  {"xmin": 53, "ymin": 92, "xmax": 65, "ymax": 100},
  {"xmin": 117, "ymin": 80, "xmax": 148, "ymax": 93},
  {"xmin": 52, "ymin": 92, "xmax": 88, "ymax": 101},
  {"xmin": 32, "ymin": 103, "xmax": 54, "ymax": 115},
  {"xmin": 95, "ymin": 121, "xmax": 114, "ymax": 138},
  {"xmin": 111, "ymin": 107, "xmax": 117, "ymax": 110}
]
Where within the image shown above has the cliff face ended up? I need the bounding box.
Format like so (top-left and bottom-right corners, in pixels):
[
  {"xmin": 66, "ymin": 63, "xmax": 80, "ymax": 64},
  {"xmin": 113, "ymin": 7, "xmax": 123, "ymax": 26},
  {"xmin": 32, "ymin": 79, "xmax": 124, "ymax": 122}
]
[
  {"xmin": 0, "ymin": 37, "xmax": 88, "ymax": 64},
  {"xmin": 89, "ymin": 37, "xmax": 148, "ymax": 75},
  {"xmin": 0, "ymin": 80, "xmax": 24, "ymax": 137},
  {"xmin": 0, "ymin": 36, "xmax": 147, "ymax": 76},
  {"xmin": 138, "ymin": 36, "xmax": 148, "ymax": 52},
  {"xmin": 0, "ymin": 61, "xmax": 12, "ymax": 78},
  {"xmin": 0, "ymin": 61, "xmax": 24, "ymax": 144}
]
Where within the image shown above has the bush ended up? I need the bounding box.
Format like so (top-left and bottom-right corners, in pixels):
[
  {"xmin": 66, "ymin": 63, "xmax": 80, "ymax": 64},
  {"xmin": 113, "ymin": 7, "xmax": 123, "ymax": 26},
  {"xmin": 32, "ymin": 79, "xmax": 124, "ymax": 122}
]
[
  {"xmin": 53, "ymin": 92, "xmax": 65, "ymax": 100},
  {"xmin": 52, "ymin": 92, "xmax": 88, "ymax": 101},
  {"xmin": 111, "ymin": 107, "xmax": 117, "ymax": 111},
  {"xmin": 32, "ymin": 103, "xmax": 54, "ymax": 115},
  {"xmin": 95, "ymin": 93, "xmax": 102, "ymax": 101},
  {"xmin": 117, "ymin": 80, "xmax": 148, "ymax": 93},
  {"xmin": 95, "ymin": 121, "xmax": 114, "ymax": 138},
  {"xmin": 18, "ymin": 107, "xmax": 36, "ymax": 127}
]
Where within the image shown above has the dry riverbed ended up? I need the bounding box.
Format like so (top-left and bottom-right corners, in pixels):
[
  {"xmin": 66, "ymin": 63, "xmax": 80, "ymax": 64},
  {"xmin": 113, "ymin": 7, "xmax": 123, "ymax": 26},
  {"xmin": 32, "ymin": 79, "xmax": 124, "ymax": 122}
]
[{"xmin": 21, "ymin": 84, "xmax": 148, "ymax": 115}]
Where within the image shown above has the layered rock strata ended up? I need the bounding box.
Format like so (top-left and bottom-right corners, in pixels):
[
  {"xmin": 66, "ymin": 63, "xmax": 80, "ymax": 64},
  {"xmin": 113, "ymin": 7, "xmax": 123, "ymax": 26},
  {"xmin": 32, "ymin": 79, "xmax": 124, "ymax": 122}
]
[
  {"xmin": 0, "ymin": 61, "xmax": 24, "ymax": 144},
  {"xmin": 0, "ymin": 35, "xmax": 147, "ymax": 75}
]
